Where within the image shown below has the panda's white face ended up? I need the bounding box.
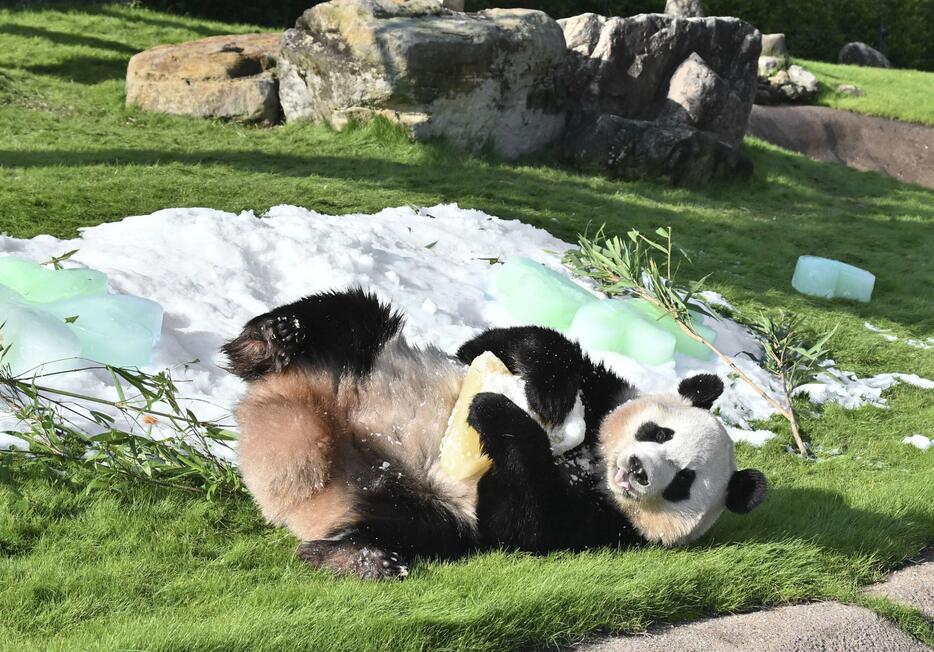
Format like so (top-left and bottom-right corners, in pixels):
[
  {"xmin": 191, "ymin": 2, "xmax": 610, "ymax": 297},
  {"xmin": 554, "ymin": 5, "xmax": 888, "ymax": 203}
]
[{"xmin": 597, "ymin": 375, "xmax": 766, "ymax": 546}]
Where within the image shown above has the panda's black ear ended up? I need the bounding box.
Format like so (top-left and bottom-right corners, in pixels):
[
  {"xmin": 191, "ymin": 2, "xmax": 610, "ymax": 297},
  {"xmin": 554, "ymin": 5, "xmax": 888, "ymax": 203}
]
[
  {"xmin": 726, "ymin": 469, "xmax": 768, "ymax": 514},
  {"xmin": 678, "ymin": 374, "xmax": 724, "ymax": 410}
]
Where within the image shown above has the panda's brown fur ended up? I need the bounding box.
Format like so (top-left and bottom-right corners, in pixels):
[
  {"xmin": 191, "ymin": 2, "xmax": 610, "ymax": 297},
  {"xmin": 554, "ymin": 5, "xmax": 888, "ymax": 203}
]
[{"xmin": 235, "ymin": 340, "xmax": 476, "ymax": 546}]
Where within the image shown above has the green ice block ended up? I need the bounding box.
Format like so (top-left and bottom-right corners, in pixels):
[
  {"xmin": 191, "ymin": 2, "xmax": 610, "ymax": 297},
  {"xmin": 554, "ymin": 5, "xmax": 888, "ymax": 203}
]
[
  {"xmin": 494, "ymin": 256, "xmax": 598, "ymax": 329},
  {"xmin": 791, "ymin": 255, "xmax": 874, "ymax": 302},
  {"xmin": 44, "ymin": 294, "xmax": 164, "ymax": 367},
  {"xmin": 0, "ymin": 303, "xmax": 82, "ymax": 376},
  {"xmin": 0, "ymin": 256, "xmax": 108, "ymax": 303},
  {"xmin": 624, "ymin": 299, "xmax": 716, "ymax": 360},
  {"xmin": 0, "ymin": 283, "xmax": 26, "ymax": 306},
  {"xmin": 567, "ymin": 299, "xmax": 676, "ymax": 365}
]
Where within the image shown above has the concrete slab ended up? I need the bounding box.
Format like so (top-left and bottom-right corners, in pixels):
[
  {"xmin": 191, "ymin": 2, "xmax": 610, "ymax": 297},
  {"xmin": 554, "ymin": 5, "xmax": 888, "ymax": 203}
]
[
  {"xmin": 567, "ymin": 602, "xmax": 930, "ymax": 652},
  {"xmin": 866, "ymin": 548, "xmax": 934, "ymax": 620}
]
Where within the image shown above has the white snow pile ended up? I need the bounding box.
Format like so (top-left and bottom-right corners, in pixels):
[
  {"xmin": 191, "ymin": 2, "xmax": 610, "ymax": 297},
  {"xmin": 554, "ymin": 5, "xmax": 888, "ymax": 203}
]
[
  {"xmin": 1, "ymin": 204, "xmax": 932, "ymax": 454},
  {"xmin": 902, "ymin": 435, "xmax": 931, "ymax": 451}
]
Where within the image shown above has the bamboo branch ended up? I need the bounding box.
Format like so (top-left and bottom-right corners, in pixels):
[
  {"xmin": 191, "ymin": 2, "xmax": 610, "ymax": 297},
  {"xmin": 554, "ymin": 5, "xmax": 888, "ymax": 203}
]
[{"xmin": 565, "ymin": 227, "xmax": 832, "ymax": 459}]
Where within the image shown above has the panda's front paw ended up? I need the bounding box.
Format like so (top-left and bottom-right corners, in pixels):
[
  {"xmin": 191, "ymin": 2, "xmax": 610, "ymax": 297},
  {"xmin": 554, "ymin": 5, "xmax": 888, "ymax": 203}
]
[
  {"xmin": 468, "ymin": 392, "xmax": 527, "ymax": 434},
  {"xmin": 523, "ymin": 369, "xmax": 580, "ymax": 428},
  {"xmin": 468, "ymin": 392, "xmax": 548, "ymax": 461}
]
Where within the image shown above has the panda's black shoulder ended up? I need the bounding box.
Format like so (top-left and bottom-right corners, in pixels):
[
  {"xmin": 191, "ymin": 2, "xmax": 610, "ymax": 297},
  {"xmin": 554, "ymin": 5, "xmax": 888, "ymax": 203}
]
[{"xmin": 580, "ymin": 356, "xmax": 637, "ymax": 440}]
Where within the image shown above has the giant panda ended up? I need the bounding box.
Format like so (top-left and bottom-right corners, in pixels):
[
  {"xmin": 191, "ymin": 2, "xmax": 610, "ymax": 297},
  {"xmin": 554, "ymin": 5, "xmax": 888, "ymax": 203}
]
[{"xmin": 223, "ymin": 288, "xmax": 767, "ymax": 579}]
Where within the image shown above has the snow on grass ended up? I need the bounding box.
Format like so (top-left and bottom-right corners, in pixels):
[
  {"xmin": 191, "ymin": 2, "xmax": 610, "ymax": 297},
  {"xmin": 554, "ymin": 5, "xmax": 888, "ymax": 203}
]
[
  {"xmin": 1, "ymin": 204, "xmax": 932, "ymax": 453},
  {"xmin": 902, "ymin": 435, "xmax": 931, "ymax": 451},
  {"xmin": 863, "ymin": 322, "xmax": 932, "ymax": 348}
]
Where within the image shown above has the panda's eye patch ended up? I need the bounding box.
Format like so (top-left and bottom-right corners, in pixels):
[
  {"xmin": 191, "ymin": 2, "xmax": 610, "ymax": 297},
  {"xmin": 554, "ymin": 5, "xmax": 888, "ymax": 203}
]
[
  {"xmin": 635, "ymin": 421, "xmax": 675, "ymax": 444},
  {"xmin": 662, "ymin": 469, "xmax": 696, "ymax": 502}
]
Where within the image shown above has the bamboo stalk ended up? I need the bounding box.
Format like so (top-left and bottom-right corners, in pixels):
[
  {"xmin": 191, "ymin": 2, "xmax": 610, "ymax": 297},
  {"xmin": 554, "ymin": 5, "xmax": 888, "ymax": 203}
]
[
  {"xmin": 782, "ymin": 376, "xmax": 809, "ymax": 457},
  {"xmin": 612, "ymin": 284, "xmax": 796, "ymax": 421},
  {"xmin": 2, "ymin": 377, "xmax": 198, "ymax": 423},
  {"xmin": 577, "ymin": 255, "xmax": 812, "ymax": 457}
]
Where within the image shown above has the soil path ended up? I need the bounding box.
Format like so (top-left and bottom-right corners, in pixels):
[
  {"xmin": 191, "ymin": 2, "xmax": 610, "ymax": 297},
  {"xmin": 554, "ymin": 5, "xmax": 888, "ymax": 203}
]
[
  {"xmin": 747, "ymin": 105, "xmax": 934, "ymax": 190},
  {"xmin": 554, "ymin": 549, "xmax": 933, "ymax": 651}
]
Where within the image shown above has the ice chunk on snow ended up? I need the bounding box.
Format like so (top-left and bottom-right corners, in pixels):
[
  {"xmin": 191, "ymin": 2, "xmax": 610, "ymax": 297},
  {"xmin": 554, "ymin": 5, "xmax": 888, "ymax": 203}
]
[
  {"xmin": 568, "ymin": 299, "xmax": 676, "ymax": 366},
  {"xmin": 1, "ymin": 303, "xmax": 82, "ymax": 375},
  {"xmin": 0, "ymin": 256, "xmax": 107, "ymax": 303},
  {"xmin": 493, "ymin": 256, "xmax": 598, "ymax": 329},
  {"xmin": 43, "ymin": 294, "xmax": 164, "ymax": 368}
]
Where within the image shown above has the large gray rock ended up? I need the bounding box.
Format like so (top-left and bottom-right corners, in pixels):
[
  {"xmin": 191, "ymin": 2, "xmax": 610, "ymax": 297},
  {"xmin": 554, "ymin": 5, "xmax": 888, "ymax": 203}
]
[
  {"xmin": 665, "ymin": 0, "xmax": 704, "ymax": 17},
  {"xmin": 760, "ymin": 32, "xmax": 788, "ymax": 58},
  {"xmin": 662, "ymin": 53, "xmax": 750, "ymax": 148},
  {"xmin": 758, "ymin": 33, "xmax": 789, "ymax": 77},
  {"xmin": 839, "ymin": 41, "xmax": 892, "ymax": 68},
  {"xmin": 566, "ymin": 114, "xmax": 752, "ymax": 187},
  {"xmin": 126, "ymin": 33, "xmax": 281, "ymax": 123},
  {"xmin": 559, "ymin": 13, "xmax": 761, "ymax": 149},
  {"xmin": 756, "ymin": 64, "xmax": 818, "ymax": 105},
  {"xmin": 277, "ymin": 0, "xmax": 567, "ymax": 159}
]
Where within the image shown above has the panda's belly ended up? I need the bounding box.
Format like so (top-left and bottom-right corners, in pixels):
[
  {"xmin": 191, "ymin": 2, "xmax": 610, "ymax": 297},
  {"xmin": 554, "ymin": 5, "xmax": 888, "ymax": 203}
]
[{"xmin": 348, "ymin": 340, "xmax": 464, "ymax": 476}]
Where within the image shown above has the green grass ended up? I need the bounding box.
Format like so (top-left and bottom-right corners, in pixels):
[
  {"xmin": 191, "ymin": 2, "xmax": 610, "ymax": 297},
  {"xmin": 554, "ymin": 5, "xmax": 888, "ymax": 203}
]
[
  {"xmin": 1, "ymin": 4, "xmax": 933, "ymax": 651},
  {"xmin": 801, "ymin": 57, "xmax": 934, "ymax": 125}
]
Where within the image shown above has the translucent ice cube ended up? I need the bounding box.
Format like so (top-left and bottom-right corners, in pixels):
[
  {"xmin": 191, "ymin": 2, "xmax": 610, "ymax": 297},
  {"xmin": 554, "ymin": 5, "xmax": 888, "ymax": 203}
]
[
  {"xmin": 568, "ymin": 300, "xmax": 676, "ymax": 365},
  {"xmin": 494, "ymin": 257, "xmax": 598, "ymax": 329},
  {"xmin": 0, "ymin": 256, "xmax": 108, "ymax": 303},
  {"xmin": 44, "ymin": 294, "xmax": 164, "ymax": 367},
  {"xmin": 0, "ymin": 283, "xmax": 27, "ymax": 306},
  {"xmin": 792, "ymin": 256, "xmax": 875, "ymax": 302},
  {"xmin": 0, "ymin": 304, "xmax": 82, "ymax": 376},
  {"xmin": 625, "ymin": 299, "xmax": 716, "ymax": 360}
]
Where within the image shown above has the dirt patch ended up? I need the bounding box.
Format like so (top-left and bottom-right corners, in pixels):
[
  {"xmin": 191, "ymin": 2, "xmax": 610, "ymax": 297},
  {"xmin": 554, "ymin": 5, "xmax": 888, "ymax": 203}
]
[{"xmin": 747, "ymin": 105, "xmax": 934, "ymax": 189}]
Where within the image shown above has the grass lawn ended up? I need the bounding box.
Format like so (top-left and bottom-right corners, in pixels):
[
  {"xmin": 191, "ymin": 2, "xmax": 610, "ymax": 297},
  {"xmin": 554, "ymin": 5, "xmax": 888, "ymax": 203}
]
[
  {"xmin": 1, "ymin": 4, "xmax": 933, "ymax": 651},
  {"xmin": 802, "ymin": 57, "xmax": 934, "ymax": 125}
]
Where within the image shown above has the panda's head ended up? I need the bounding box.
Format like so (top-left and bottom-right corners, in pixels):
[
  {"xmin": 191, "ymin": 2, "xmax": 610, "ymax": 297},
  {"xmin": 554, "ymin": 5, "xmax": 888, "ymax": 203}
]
[{"xmin": 598, "ymin": 374, "xmax": 767, "ymax": 546}]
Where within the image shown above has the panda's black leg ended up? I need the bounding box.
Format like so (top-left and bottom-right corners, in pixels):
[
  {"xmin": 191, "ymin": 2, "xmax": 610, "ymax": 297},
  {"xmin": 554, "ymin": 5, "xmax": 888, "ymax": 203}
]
[
  {"xmin": 457, "ymin": 326, "xmax": 584, "ymax": 427},
  {"xmin": 469, "ymin": 392, "xmax": 566, "ymax": 552},
  {"xmin": 223, "ymin": 288, "xmax": 403, "ymax": 381}
]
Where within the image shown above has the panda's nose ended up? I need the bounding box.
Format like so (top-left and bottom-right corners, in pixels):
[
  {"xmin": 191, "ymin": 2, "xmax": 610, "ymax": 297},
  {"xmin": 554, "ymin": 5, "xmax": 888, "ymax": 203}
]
[{"xmin": 628, "ymin": 455, "xmax": 649, "ymax": 485}]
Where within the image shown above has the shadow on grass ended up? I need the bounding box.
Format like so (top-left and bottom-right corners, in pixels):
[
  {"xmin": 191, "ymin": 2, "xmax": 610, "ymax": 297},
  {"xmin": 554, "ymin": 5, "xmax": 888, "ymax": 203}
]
[
  {"xmin": 710, "ymin": 486, "xmax": 934, "ymax": 562},
  {"xmin": 93, "ymin": 5, "xmax": 244, "ymax": 37},
  {"xmin": 23, "ymin": 56, "xmax": 128, "ymax": 84},
  {"xmin": 0, "ymin": 24, "xmax": 138, "ymax": 55}
]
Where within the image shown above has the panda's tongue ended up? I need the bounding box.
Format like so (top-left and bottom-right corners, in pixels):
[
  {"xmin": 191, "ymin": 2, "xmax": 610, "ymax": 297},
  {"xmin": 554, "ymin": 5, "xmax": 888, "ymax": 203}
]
[{"xmin": 614, "ymin": 467, "xmax": 632, "ymax": 491}]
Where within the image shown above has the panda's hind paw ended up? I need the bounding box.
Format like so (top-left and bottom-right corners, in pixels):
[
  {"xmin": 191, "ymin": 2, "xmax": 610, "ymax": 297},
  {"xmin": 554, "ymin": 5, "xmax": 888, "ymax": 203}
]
[
  {"xmin": 252, "ymin": 314, "xmax": 305, "ymax": 371},
  {"xmin": 268, "ymin": 314, "xmax": 306, "ymax": 346}
]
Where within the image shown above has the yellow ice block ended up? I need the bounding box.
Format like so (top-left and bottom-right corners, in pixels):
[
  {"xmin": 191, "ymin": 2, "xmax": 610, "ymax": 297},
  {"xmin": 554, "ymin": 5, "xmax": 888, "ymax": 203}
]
[{"xmin": 440, "ymin": 351, "xmax": 512, "ymax": 480}]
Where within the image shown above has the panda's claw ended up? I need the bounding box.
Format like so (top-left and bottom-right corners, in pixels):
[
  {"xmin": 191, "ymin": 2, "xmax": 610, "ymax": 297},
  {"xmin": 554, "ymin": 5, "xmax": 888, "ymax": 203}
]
[
  {"xmin": 272, "ymin": 314, "xmax": 305, "ymax": 344},
  {"xmin": 356, "ymin": 547, "xmax": 407, "ymax": 581}
]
